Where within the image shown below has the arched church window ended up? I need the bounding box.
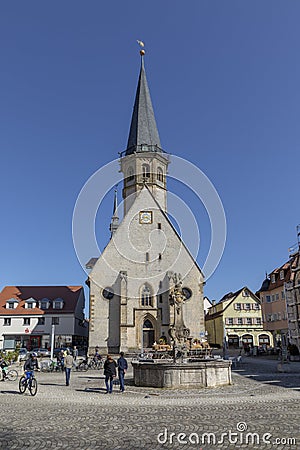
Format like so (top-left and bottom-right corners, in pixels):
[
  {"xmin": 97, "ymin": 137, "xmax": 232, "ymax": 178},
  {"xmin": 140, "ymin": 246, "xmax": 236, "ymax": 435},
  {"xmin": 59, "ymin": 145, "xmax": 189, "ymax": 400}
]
[
  {"xmin": 143, "ymin": 319, "xmax": 153, "ymax": 328},
  {"xmin": 157, "ymin": 167, "xmax": 164, "ymax": 182},
  {"xmin": 141, "ymin": 285, "xmax": 152, "ymax": 307},
  {"xmin": 127, "ymin": 166, "xmax": 134, "ymax": 182},
  {"xmin": 142, "ymin": 164, "xmax": 150, "ymax": 179}
]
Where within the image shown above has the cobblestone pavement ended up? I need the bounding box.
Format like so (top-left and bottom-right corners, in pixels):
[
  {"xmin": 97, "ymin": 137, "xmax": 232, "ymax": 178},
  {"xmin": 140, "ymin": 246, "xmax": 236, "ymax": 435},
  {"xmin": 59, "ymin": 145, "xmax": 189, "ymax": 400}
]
[{"xmin": 0, "ymin": 357, "xmax": 300, "ymax": 449}]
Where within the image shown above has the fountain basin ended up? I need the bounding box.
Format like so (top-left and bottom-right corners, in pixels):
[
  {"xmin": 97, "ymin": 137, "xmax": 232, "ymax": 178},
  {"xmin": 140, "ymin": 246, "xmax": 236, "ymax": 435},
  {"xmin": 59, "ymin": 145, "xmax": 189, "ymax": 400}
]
[{"xmin": 132, "ymin": 359, "xmax": 232, "ymax": 389}]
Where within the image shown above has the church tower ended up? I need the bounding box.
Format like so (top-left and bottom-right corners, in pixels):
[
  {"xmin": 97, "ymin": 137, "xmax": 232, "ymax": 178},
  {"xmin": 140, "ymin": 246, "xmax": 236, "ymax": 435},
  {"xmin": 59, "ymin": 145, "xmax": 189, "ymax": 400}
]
[
  {"xmin": 87, "ymin": 48, "xmax": 205, "ymax": 354},
  {"xmin": 120, "ymin": 55, "xmax": 169, "ymax": 214}
]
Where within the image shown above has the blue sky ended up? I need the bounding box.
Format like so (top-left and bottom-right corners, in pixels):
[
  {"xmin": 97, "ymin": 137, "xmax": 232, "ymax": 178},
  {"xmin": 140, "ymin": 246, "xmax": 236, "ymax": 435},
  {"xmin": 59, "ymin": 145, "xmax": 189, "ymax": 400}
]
[{"xmin": 1, "ymin": 1, "xmax": 299, "ymax": 312}]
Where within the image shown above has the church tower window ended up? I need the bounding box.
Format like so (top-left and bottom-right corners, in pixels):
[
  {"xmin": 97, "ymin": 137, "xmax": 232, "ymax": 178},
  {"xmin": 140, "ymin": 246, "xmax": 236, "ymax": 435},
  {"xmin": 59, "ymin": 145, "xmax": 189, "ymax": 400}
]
[
  {"xmin": 157, "ymin": 167, "xmax": 163, "ymax": 182},
  {"xmin": 142, "ymin": 163, "xmax": 150, "ymax": 179},
  {"xmin": 141, "ymin": 284, "xmax": 152, "ymax": 307},
  {"xmin": 127, "ymin": 167, "xmax": 134, "ymax": 182}
]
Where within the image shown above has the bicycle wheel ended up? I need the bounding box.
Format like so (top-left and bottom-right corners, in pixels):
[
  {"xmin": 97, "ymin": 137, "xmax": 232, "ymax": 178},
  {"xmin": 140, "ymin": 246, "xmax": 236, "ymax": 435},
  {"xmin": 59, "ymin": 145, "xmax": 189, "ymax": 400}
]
[
  {"xmin": 89, "ymin": 361, "xmax": 96, "ymax": 370},
  {"xmin": 79, "ymin": 362, "xmax": 88, "ymax": 371},
  {"xmin": 29, "ymin": 377, "xmax": 38, "ymax": 396},
  {"xmin": 19, "ymin": 375, "xmax": 27, "ymax": 394},
  {"xmin": 7, "ymin": 370, "xmax": 18, "ymax": 381}
]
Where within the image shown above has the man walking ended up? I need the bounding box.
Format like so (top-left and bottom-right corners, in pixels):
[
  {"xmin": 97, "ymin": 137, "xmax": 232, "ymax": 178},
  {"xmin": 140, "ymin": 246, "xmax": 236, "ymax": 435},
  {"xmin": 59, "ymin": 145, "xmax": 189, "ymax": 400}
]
[
  {"xmin": 65, "ymin": 350, "xmax": 74, "ymax": 386},
  {"xmin": 117, "ymin": 351, "xmax": 128, "ymax": 393},
  {"xmin": 104, "ymin": 355, "xmax": 117, "ymax": 394}
]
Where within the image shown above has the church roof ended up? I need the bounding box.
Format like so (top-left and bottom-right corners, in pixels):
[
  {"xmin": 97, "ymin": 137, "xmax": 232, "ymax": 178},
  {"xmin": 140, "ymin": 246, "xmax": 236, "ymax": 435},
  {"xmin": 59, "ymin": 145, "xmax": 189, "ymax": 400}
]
[{"xmin": 125, "ymin": 56, "xmax": 163, "ymax": 156}]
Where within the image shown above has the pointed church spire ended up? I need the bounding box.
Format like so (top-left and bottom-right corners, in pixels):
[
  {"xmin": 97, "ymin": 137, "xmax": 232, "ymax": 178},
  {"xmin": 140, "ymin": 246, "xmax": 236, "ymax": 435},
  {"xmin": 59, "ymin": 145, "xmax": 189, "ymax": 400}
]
[
  {"xmin": 125, "ymin": 49, "xmax": 162, "ymax": 155},
  {"xmin": 109, "ymin": 189, "xmax": 119, "ymax": 237}
]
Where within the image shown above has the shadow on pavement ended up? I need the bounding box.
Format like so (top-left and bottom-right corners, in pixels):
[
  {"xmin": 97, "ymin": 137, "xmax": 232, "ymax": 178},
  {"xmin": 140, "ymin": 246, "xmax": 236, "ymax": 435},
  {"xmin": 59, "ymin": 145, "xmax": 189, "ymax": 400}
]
[
  {"xmin": 76, "ymin": 387, "xmax": 106, "ymax": 393},
  {"xmin": 232, "ymin": 358, "xmax": 300, "ymax": 390},
  {"xmin": 0, "ymin": 390, "xmax": 20, "ymax": 395}
]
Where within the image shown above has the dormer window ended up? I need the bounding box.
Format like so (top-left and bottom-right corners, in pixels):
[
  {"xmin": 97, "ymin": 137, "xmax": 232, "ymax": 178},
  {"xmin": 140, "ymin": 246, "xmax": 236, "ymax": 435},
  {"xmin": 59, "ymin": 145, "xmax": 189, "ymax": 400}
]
[
  {"xmin": 39, "ymin": 298, "xmax": 50, "ymax": 310},
  {"xmin": 25, "ymin": 297, "xmax": 36, "ymax": 309},
  {"xmin": 271, "ymin": 274, "xmax": 276, "ymax": 284},
  {"xmin": 280, "ymin": 270, "xmax": 284, "ymax": 280},
  {"xmin": 53, "ymin": 298, "xmax": 64, "ymax": 309},
  {"xmin": 6, "ymin": 298, "xmax": 19, "ymax": 309}
]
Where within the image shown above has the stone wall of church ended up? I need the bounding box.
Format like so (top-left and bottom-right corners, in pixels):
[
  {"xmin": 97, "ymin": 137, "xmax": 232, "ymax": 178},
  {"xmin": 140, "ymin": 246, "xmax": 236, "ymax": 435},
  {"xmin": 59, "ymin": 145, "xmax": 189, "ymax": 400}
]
[{"xmin": 88, "ymin": 187, "xmax": 205, "ymax": 354}]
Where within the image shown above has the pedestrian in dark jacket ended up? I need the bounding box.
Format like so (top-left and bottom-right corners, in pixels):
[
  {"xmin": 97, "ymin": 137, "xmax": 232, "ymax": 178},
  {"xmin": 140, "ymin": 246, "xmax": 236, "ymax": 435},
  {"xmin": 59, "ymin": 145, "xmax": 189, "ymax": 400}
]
[
  {"xmin": 117, "ymin": 352, "xmax": 128, "ymax": 393},
  {"xmin": 103, "ymin": 355, "xmax": 117, "ymax": 394}
]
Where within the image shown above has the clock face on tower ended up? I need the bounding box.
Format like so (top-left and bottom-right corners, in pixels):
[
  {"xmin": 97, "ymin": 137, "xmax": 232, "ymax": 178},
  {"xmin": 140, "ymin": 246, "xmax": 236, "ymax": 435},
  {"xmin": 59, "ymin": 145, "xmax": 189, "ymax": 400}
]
[{"xmin": 139, "ymin": 211, "xmax": 153, "ymax": 224}]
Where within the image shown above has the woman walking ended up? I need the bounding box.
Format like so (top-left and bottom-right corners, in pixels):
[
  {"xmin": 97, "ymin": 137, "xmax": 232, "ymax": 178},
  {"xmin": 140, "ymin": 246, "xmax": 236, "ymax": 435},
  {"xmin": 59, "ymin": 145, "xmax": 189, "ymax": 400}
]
[{"xmin": 103, "ymin": 355, "xmax": 117, "ymax": 394}]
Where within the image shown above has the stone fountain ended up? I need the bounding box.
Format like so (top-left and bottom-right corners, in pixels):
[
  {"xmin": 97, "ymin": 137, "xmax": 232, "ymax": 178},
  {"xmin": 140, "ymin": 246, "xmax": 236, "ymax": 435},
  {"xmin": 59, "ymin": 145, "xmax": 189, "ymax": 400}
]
[{"xmin": 132, "ymin": 275, "xmax": 232, "ymax": 389}]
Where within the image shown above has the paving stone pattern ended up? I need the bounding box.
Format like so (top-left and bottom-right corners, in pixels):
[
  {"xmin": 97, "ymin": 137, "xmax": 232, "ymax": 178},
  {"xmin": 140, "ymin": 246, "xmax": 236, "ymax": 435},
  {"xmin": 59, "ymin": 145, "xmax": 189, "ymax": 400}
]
[{"xmin": 0, "ymin": 357, "xmax": 299, "ymax": 449}]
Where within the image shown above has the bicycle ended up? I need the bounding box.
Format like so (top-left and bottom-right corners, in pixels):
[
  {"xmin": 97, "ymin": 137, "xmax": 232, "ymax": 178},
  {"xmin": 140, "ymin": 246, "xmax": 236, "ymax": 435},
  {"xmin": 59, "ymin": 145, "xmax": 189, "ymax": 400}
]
[
  {"xmin": 1, "ymin": 367, "xmax": 18, "ymax": 382},
  {"xmin": 40, "ymin": 359, "xmax": 63, "ymax": 372},
  {"xmin": 19, "ymin": 371, "xmax": 38, "ymax": 396},
  {"xmin": 88, "ymin": 359, "xmax": 103, "ymax": 370},
  {"xmin": 78, "ymin": 360, "xmax": 89, "ymax": 371}
]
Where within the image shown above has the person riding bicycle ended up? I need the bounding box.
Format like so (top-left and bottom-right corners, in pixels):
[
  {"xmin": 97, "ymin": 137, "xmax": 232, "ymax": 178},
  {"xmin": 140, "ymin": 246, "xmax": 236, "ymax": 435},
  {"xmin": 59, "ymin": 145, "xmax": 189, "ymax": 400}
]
[
  {"xmin": 0, "ymin": 357, "xmax": 9, "ymax": 381},
  {"xmin": 23, "ymin": 352, "xmax": 40, "ymax": 380}
]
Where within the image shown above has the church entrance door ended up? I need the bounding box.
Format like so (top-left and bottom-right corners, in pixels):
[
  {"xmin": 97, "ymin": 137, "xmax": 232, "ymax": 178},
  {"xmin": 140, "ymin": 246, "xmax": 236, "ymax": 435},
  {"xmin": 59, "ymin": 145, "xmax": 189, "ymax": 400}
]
[{"xmin": 143, "ymin": 319, "xmax": 155, "ymax": 349}]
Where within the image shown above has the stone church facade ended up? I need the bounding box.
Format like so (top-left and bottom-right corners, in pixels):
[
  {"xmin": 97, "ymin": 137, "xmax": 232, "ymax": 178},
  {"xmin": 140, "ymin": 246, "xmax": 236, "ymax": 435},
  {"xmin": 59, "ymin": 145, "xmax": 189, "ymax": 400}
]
[{"xmin": 87, "ymin": 55, "xmax": 205, "ymax": 354}]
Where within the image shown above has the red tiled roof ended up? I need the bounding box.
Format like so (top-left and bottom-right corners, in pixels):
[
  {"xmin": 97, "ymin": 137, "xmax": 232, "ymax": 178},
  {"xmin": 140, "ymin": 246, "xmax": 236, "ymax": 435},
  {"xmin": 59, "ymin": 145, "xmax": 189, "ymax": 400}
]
[{"xmin": 0, "ymin": 286, "xmax": 83, "ymax": 315}]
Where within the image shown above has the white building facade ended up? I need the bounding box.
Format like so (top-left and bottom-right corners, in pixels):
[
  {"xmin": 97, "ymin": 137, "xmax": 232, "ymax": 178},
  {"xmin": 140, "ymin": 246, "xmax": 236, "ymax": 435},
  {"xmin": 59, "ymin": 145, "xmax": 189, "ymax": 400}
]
[{"xmin": 0, "ymin": 286, "xmax": 88, "ymax": 351}]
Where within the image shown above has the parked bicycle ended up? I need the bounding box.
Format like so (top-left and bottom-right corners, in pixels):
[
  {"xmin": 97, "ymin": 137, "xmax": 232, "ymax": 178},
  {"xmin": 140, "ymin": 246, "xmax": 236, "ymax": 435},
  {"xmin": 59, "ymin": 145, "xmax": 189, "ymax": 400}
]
[
  {"xmin": 19, "ymin": 371, "xmax": 38, "ymax": 396},
  {"xmin": 77, "ymin": 358, "xmax": 103, "ymax": 371},
  {"xmin": 78, "ymin": 359, "xmax": 89, "ymax": 371},
  {"xmin": 88, "ymin": 359, "xmax": 103, "ymax": 370},
  {"xmin": 40, "ymin": 359, "xmax": 63, "ymax": 373}
]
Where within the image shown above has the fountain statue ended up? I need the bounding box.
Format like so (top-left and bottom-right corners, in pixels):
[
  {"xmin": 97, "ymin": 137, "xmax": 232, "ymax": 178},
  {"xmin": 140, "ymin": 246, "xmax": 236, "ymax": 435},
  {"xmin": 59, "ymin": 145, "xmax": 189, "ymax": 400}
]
[{"xmin": 168, "ymin": 276, "xmax": 190, "ymax": 362}]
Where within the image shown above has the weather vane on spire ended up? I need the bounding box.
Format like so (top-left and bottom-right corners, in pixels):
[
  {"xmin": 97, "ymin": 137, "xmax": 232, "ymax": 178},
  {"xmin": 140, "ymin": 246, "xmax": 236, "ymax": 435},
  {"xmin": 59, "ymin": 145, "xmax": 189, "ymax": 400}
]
[{"xmin": 137, "ymin": 40, "xmax": 145, "ymax": 56}]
